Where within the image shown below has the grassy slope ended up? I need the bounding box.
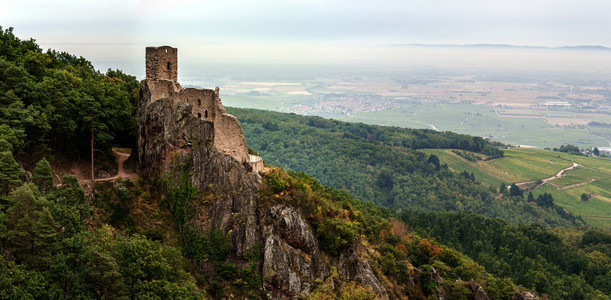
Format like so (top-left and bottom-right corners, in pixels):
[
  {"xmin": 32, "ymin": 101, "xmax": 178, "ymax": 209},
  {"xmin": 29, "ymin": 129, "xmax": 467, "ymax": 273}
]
[{"xmin": 423, "ymin": 148, "xmax": 611, "ymax": 229}]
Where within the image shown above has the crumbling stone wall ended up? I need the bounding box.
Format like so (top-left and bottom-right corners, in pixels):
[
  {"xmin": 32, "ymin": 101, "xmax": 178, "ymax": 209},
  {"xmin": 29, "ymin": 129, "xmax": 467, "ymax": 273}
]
[
  {"xmin": 142, "ymin": 46, "xmax": 249, "ymax": 164},
  {"xmin": 180, "ymin": 88, "xmax": 217, "ymax": 122}
]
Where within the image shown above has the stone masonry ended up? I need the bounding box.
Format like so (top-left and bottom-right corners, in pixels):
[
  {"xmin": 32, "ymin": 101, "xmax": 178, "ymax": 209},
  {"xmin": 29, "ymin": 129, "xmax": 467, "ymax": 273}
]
[{"xmin": 141, "ymin": 46, "xmax": 262, "ymax": 168}]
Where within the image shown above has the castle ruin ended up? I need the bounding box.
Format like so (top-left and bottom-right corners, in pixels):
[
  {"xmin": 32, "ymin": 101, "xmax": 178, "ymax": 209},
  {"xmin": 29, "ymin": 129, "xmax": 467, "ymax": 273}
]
[{"xmin": 141, "ymin": 46, "xmax": 263, "ymax": 172}]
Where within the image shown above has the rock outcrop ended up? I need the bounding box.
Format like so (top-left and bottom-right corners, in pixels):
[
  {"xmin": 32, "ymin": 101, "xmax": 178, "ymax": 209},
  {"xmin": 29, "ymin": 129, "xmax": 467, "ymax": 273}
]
[
  {"xmin": 137, "ymin": 85, "xmax": 392, "ymax": 298},
  {"xmin": 260, "ymin": 205, "xmax": 328, "ymax": 298},
  {"xmin": 512, "ymin": 290, "xmax": 540, "ymax": 300},
  {"xmin": 338, "ymin": 246, "xmax": 387, "ymax": 296},
  {"xmin": 465, "ymin": 279, "xmax": 490, "ymax": 300},
  {"xmin": 137, "ymin": 46, "xmax": 390, "ymax": 299}
]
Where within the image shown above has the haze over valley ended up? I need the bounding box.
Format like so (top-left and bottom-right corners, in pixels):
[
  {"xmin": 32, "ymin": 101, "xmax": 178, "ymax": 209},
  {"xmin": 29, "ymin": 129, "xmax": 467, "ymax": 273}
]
[{"xmin": 2, "ymin": 0, "xmax": 611, "ymax": 298}]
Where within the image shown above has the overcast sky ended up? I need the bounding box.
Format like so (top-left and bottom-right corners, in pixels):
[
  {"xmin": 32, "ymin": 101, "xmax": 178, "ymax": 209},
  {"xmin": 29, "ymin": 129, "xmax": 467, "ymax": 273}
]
[{"xmin": 2, "ymin": 0, "xmax": 610, "ymax": 76}]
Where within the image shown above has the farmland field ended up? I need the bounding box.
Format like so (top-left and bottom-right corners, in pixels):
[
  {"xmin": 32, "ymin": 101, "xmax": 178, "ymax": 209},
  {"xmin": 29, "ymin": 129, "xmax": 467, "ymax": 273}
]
[{"xmin": 423, "ymin": 148, "xmax": 611, "ymax": 229}]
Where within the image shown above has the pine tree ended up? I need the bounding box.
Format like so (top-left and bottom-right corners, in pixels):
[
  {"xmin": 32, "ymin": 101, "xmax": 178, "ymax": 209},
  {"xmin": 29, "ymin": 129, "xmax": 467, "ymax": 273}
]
[
  {"xmin": 6, "ymin": 183, "xmax": 58, "ymax": 268},
  {"xmin": 0, "ymin": 148, "xmax": 23, "ymax": 195},
  {"xmin": 527, "ymin": 192, "xmax": 535, "ymax": 202},
  {"xmin": 31, "ymin": 158, "xmax": 54, "ymax": 193},
  {"xmin": 509, "ymin": 183, "xmax": 523, "ymax": 198},
  {"xmin": 0, "ymin": 138, "xmax": 12, "ymax": 152},
  {"xmin": 49, "ymin": 174, "xmax": 89, "ymax": 237},
  {"xmin": 428, "ymin": 154, "xmax": 440, "ymax": 170}
]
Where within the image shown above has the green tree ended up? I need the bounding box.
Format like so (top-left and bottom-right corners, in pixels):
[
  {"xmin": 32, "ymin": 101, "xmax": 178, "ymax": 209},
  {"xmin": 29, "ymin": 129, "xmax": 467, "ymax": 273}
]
[
  {"xmin": 49, "ymin": 174, "xmax": 89, "ymax": 237},
  {"xmin": 499, "ymin": 183, "xmax": 508, "ymax": 195},
  {"xmin": 428, "ymin": 154, "xmax": 440, "ymax": 170},
  {"xmin": 6, "ymin": 183, "xmax": 58, "ymax": 268},
  {"xmin": 581, "ymin": 193, "xmax": 590, "ymax": 202},
  {"xmin": 31, "ymin": 157, "xmax": 53, "ymax": 192},
  {"xmin": 108, "ymin": 233, "xmax": 203, "ymax": 298},
  {"xmin": 593, "ymin": 148, "xmax": 600, "ymax": 156},
  {"xmin": 509, "ymin": 183, "xmax": 523, "ymax": 198},
  {"xmin": 0, "ymin": 148, "xmax": 23, "ymax": 195},
  {"xmin": 0, "ymin": 256, "xmax": 50, "ymax": 299},
  {"xmin": 0, "ymin": 124, "xmax": 18, "ymax": 149},
  {"xmin": 0, "ymin": 139, "xmax": 11, "ymax": 152},
  {"xmin": 527, "ymin": 192, "xmax": 535, "ymax": 202}
]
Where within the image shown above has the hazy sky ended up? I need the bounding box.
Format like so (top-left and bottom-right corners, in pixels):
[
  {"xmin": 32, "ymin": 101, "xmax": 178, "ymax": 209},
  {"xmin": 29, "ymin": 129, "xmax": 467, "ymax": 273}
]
[{"xmin": 2, "ymin": 0, "xmax": 611, "ymax": 76}]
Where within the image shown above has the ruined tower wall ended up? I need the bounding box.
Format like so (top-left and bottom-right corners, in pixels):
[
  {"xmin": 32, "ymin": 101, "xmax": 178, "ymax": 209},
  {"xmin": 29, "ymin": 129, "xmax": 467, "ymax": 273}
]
[
  {"xmin": 181, "ymin": 88, "xmax": 217, "ymax": 121},
  {"xmin": 214, "ymin": 112, "xmax": 249, "ymax": 162},
  {"xmin": 141, "ymin": 80, "xmax": 181, "ymax": 103},
  {"xmin": 142, "ymin": 45, "xmax": 250, "ymax": 164},
  {"xmin": 146, "ymin": 46, "xmax": 178, "ymax": 82}
]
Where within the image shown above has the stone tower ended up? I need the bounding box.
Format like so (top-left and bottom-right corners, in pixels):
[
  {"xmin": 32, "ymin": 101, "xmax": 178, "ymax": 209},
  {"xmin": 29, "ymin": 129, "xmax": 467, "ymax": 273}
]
[
  {"xmin": 146, "ymin": 46, "xmax": 178, "ymax": 82},
  {"xmin": 140, "ymin": 45, "xmax": 262, "ymax": 170}
]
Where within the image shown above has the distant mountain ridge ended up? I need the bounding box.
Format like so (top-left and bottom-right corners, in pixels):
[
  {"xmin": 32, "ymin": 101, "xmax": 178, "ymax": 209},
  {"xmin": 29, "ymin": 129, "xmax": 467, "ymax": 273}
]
[{"xmin": 394, "ymin": 43, "xmax": 611, "ymax": 51}]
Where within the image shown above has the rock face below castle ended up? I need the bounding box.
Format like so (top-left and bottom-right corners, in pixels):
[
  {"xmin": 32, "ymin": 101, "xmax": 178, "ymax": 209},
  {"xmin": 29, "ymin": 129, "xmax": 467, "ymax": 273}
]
[{"xmin": 136, "ymin": 46, "xmax": 386, "ymax": 299}]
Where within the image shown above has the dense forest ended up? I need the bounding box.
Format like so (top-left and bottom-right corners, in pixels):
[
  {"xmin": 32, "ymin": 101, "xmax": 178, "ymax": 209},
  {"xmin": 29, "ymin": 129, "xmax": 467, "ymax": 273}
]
[
  {"xmin": 229, "ymin": 107, "xmax": 584, "ymax": 227},
  {"xmin": 0, "ymin": 27, "xmax": 138, "ymax": 160},
  {"xmin": 0, "ymin": 27, "xmax": 203, "ymax": 298},
  {"xmin": 1, "ymin": 27, "xmax": 610, "ymax": 299},
  {"xmin": 400, "ymin": 210, "xmax": 611, "ymax": 299}
]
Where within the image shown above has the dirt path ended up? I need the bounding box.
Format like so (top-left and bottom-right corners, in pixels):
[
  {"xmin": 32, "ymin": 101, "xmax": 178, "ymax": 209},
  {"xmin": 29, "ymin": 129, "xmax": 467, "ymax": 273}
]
[
  {"xmin": 69, "ymin": 148, "xmax": 135, "ymax": 184},
  {"xmin": 95, "ymin": 149, "xmax": 135, "ymax": 182},
  {"xmin": 586, "ymin": 216, "xmax": 611, "ymax": 220},
  {"xmin": 549, "ymin": 178, "xmax": 596, "ymax": 190},
  {"xmin": 514, "ymin": 162, "xmax": 580, "ymax": 190}
]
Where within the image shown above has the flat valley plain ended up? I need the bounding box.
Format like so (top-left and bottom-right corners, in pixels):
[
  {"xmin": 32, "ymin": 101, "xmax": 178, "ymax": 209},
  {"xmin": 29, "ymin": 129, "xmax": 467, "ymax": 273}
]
[
  {"xmin": 216, "ymin": 72, "xmax": 610, "ymax": 149},
  {"xmin": 181, "ymin": 47, "xmax": 611, "ymax": 150}
]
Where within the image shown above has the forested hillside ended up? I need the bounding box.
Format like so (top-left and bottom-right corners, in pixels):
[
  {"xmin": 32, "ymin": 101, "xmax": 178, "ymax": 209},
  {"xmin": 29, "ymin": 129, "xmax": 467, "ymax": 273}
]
[
  {"xmin": 401, "ymin": 210, "xmax": 611, "ymax": 299},
  {"xmin": 0, "ymin": 27, "xmax": 527, "ymax": 299},
  {"xmin": 229, "ymin": 107, "xmax": 584, "ymax": 227},
  {"xmin": 228, "ymin": 108, "xmax": 611, "ymax": 299},
  {"xmin": 0, "ymin": 27, "xmax": 203, "ymax": 298},
  {"xmin": 1, "ymin": 27, "xmax": 610, "ymax": 299}
]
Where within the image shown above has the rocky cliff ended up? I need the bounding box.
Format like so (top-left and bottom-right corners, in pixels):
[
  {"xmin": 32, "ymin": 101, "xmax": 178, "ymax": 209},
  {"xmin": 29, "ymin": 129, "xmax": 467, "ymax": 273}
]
[{"xmin": 137, "ymin": 87, "xmax": 388, "ymax": 298}]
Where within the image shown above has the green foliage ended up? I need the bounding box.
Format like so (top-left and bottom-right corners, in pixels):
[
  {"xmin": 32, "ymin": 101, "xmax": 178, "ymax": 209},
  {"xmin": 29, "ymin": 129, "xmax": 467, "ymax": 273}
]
[
  {"xmin": 48, "ymin": 174, "xmax": 90, "ymax": 237},
  {"xmin": 266, "ymin": 169, "xmax": 288, "ymax": 193},
  {"xmin": 261, "ymin": 169, "xmax": 371, "ymax": 256},
  {"xmin": 0, "ymin": 27, "xmax": 138, "ymax": 156},
  {"xmin": 5, "ymin": 183, "xmax": 58, "ymax": 268},
  {"xmin": 107, "ymin": 231, "xmax": 202, "ymax": 298},
  {"xmin": 428, "ymin": 153, "xmax": 440, "ymax": 169},
  {"xmin": 164, "ymin": 164, "xmax": 197, "ymax": 231},
  {"xmin": 499, "ymin": 182, "xmax": 508, "ymax": 195},
  {"xmin": 31, "ymin": 157, "xmax": 53, "ymax": 192},
  {"xmin": 0, "ymin": 256, "xmax": 49, "ymax": 299},
  {"xmin": 400, "ymin": 210, "xmax": 611, "ymax": 299},
  {"xmin": 0, "ymin": 177, "xmax": 204, "ymax": 299},
  {"xmin": 231, "ymin": 108, "xmax": 577, "ymax": 228},
  {"xmin": 581, "ymin": 193, "xmax": 590, "ymax": 202},
  {"xmin": 535, "ymin": 192, "xmax": 554, "ymax": 208},
  {"xmin": 187, "ymin": 227, "xmax": 230, "ymax": 262},
  {"xmin": 0, "ymin": 149, "xmax": 23, "ymax": 195},
  {"xmin": 553, "ymin": 144, "xmax": 581, "ymax": 155},
  {"xmin": 509, "ymin": 183, "xmax": 523, "ymax": 198}
]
